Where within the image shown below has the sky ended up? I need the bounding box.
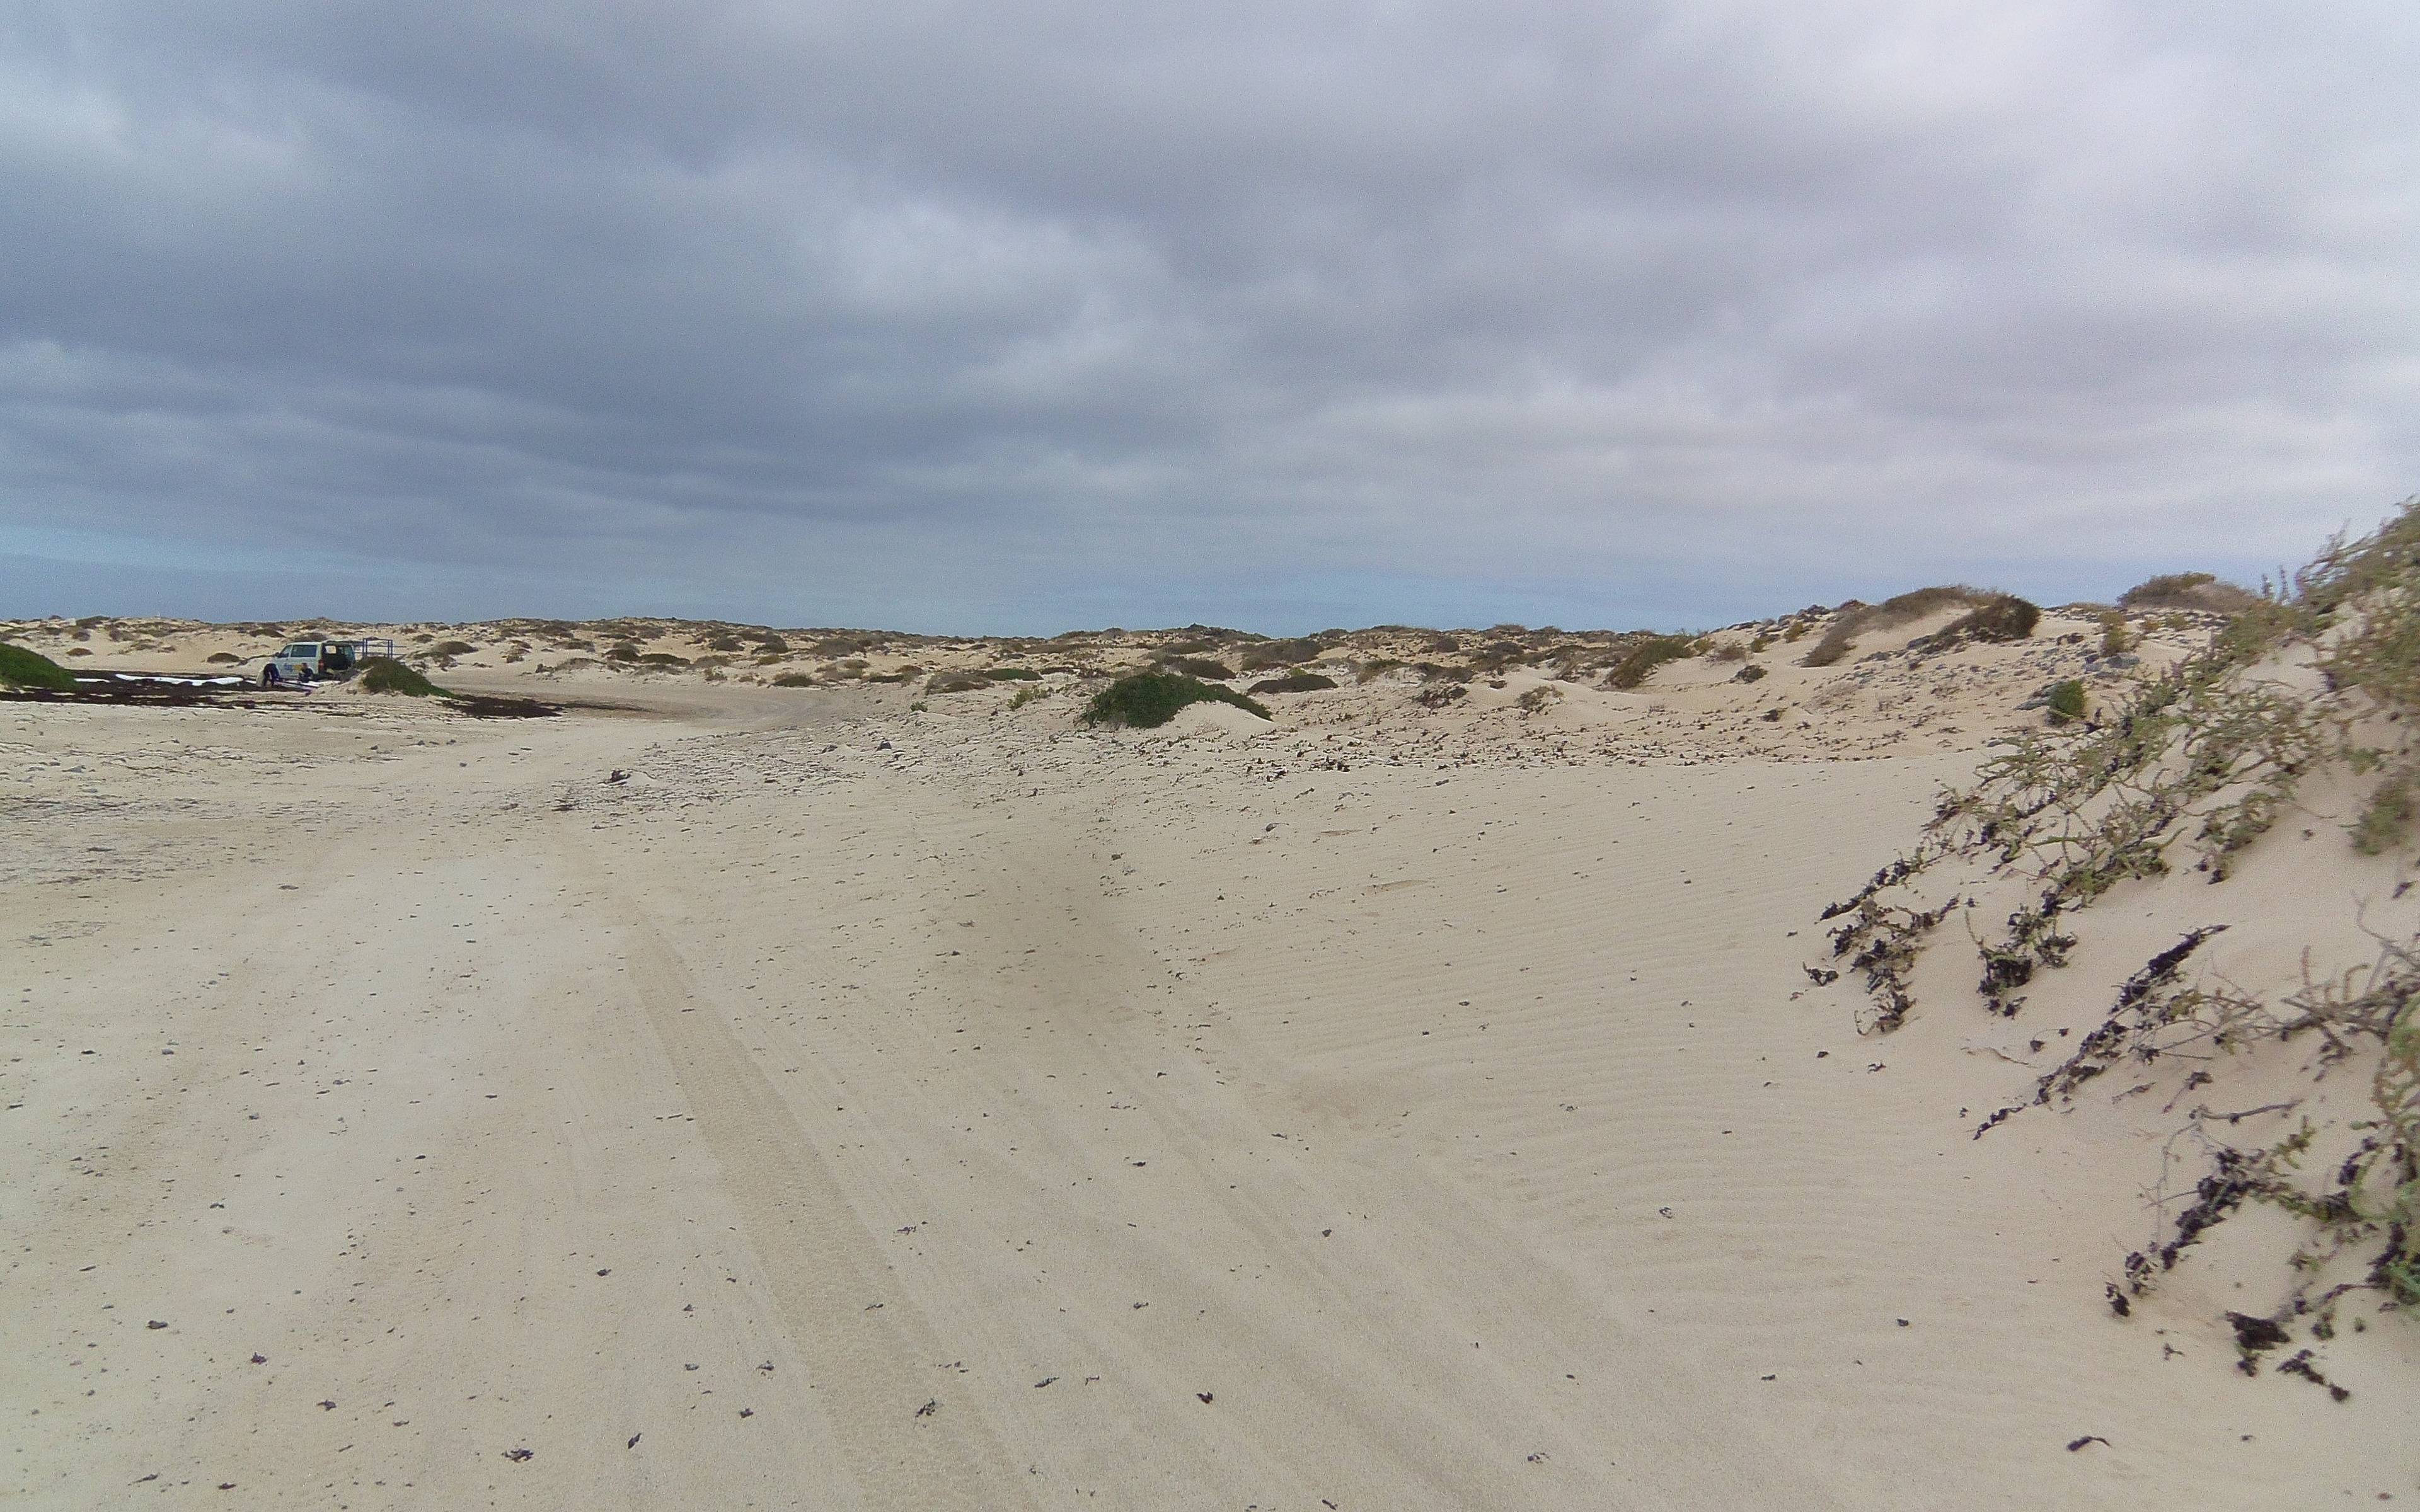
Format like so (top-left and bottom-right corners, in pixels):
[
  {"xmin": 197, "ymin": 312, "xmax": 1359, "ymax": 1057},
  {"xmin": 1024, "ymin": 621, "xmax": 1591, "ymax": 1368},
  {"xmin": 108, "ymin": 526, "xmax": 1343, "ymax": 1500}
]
[{"xmin": 3, "ymin": 2, "xmax": 2416, "ymax": 635}]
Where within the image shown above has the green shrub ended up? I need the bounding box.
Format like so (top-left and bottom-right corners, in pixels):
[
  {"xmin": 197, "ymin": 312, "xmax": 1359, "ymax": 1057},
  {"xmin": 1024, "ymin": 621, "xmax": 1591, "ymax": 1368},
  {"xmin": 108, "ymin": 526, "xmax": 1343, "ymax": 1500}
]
[
  {"xmin": 2099, "ymin": 611, "xmax": 2135, "ymax": 656},
  {"xmin": 1236, "ymin": 639, "xmax": 1322, "ymax": 672},
  {"xmin": 359, "ymin": 657, "xmax": 441, "ymax": 697},
  {"xmin": 2045, "ymin": 679, "xmax": 2087, "ymax": 724},
  {"xmin": 1082, "ymin": 672, "xmax": 1269, "ymax": 728},
  {"xmin": 2353, "ymin": 771, "xmax": 2417, "ymax": 856},
  {"xmin": 926, "ymin": 672, "xmax": 991, "ymax": 694},
  {"xmin": 427, "ymin": 639, "xmax": 476, "ymax": 657},
  {"xmin": 0, "ymin": 641, "xmax": 76, "ymax": 691},
  {"xmin": 1606, "ymin": 636, "xmax": 1695, "ymax": 689},
  {"xmin": 1248, "ymin": 671, "xmax": 1337, "ymax": 695},
  {"xmin": 982, "ymin": 666, "xmax": 1042, "ymax": 682}
]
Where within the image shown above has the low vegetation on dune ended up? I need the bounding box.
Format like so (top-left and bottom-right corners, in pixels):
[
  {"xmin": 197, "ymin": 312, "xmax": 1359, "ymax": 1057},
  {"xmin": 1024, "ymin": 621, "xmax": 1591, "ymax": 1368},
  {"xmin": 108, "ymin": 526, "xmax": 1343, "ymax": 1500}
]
[
  {"xmin": 357, "ymin": 656, "xmax": 442, "ymax": 697},
  {"xmin": 1082, "ymin": 671, "xmax": 1269, "ymax": 729},
  {"xmin": 0, "ymin": 641, "xmax": 76, "ymax": 691},
  {"xmin": 1247, "ymin": 670, "xmax": 1337, "ymax": 695},
  {"xmin": 1605, "ymin": 636, "xmax": 1697, "ymax": 689},
  {"xmin": 1910, "ymin": 592, "xmax": 2040, "ymax": 651},
  {"xmin": 1800, "ymin": 585, "xmax": 2030, "ymax": 667},
  {"xmin": 1156, "ymin": 655, "xmax": 1237, "ymax": 681},
  {"xmin": 1820, "ymin": 499, "xmax": 2420, "ymax": 1358},
  {"xmin": 2119, "ymin": 571, "xmax": 2263, "ymax": 614},
  {"xmin": 1236, "ymin": 638, "xmax": 1322, "ymax": 672}
]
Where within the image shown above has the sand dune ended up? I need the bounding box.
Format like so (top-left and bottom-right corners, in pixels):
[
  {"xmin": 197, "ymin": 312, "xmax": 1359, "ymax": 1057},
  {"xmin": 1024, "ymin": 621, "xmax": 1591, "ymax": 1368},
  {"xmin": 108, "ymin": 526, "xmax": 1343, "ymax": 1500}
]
[{"xmin": 3, "ymin": 603, "xmax": 2412, "ymax": 1508}]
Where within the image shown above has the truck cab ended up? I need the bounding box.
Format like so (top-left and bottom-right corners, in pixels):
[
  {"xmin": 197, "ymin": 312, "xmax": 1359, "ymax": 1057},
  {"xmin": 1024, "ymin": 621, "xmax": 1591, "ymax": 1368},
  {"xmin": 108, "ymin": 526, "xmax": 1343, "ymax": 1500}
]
[
  {"xmin": 261, "ymin": 641, "xmax": 360, "ymax": 686},
  {"xmin": 263, "ymin": 642, "xmax": 328, "ymax": 685},
  {"xmin": 260, "ymin": 638, "xmax": 400, "ymax": 687}
]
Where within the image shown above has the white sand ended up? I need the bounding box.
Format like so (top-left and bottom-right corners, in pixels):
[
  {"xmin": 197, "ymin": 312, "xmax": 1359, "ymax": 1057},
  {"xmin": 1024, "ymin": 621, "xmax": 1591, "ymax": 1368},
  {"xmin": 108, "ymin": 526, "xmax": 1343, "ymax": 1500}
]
[{"xmin": 3, "ymin": 616, "xmax": 2412, "ymax": 1508}]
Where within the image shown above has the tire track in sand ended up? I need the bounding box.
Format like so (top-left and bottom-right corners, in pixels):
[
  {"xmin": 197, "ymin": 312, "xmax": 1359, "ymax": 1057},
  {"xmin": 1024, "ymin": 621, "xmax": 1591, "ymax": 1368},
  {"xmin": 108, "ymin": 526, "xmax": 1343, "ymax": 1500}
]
[{"xmin": 551, "ymin": 822, "xmax": 1034, "ymax": 1512}]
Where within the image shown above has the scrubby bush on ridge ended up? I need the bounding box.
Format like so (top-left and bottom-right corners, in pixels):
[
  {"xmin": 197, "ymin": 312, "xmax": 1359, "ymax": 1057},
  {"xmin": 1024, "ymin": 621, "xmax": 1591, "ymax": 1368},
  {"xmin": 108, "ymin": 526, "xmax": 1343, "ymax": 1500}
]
[
  {"xmin": 2118, "ymin": 571, "xmax": 2262, "ymax": 614},
  {"xmin": 1236, "ymin": 639, "xmax": 1322, "ymax": 672},
  {"xmin": 1801, "ymin": 585, "xmax": 2011, "ymax": 667},
  {"xmin": 1911, "ymin": 593, "xmax": 2040, "ymax": 651},
  {"xmin": 1156, "ymin": 655, "xmax": 1237, "ymax": 681},
  {"xmin": 1082, "ymin": 672, "xmax": 1269, "ymax": 728},
  {"xmin": 1605, "ymin": 636, "xmax": 1695, "ymax": 689},
  {"xmin": 1248, "ymin": 671, "xmax": 1337, "ymax": 695}
]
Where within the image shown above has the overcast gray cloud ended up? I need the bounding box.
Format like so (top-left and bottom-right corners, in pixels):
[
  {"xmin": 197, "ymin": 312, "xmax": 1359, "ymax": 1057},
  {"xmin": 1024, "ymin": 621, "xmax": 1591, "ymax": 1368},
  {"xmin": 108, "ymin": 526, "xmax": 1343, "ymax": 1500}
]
[{"xmin": 2, "ymin": 1, "xmax": 2414, "ymax": 631}]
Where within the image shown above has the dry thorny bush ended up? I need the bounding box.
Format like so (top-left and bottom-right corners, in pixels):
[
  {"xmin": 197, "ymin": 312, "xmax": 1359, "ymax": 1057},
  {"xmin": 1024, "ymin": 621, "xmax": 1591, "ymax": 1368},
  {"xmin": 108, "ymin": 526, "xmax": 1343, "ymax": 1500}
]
[{"xmin": 1818, "ymin": 500, "xmax": 2420, "ymax": 1358}]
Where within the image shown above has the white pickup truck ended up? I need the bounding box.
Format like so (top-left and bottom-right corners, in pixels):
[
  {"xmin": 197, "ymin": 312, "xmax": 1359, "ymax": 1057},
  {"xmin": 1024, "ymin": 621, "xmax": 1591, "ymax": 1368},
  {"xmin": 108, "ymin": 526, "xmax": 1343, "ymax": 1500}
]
[{"xmin": 260, "ymin": 638, "xmax": 399, "ymax": 687}]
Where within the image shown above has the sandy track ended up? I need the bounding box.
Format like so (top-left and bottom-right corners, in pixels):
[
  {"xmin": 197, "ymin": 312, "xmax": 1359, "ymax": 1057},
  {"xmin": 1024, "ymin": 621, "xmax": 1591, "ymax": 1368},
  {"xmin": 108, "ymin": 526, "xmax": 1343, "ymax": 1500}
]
[{"xmin": 4, "ymin": 694, "xmax": 2410, "ymax": 1508}]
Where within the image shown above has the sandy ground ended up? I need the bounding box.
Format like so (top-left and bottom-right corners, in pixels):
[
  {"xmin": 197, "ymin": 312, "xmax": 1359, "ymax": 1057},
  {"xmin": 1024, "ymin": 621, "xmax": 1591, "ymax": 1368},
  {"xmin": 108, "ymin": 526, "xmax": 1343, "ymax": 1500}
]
[{"xmin": 4, "ymin": 634, "xmax": 2415, "ymax": 1508}]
